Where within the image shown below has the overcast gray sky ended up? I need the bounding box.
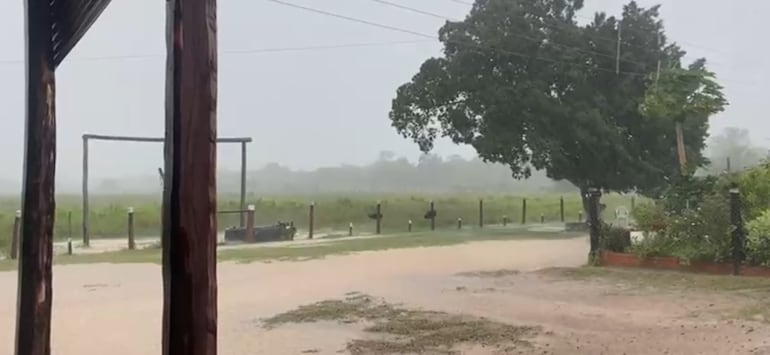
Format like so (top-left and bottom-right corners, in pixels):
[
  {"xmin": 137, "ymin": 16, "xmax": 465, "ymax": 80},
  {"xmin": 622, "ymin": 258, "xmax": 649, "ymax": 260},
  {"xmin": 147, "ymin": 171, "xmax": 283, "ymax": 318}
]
[{"xmin": 0, "ymin": 0, "xmax": 767, "ymax": 185}]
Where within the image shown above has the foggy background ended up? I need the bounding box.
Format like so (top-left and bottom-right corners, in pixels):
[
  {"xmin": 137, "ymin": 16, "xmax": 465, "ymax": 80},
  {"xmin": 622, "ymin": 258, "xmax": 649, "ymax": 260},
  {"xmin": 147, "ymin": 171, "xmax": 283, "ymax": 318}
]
[{"xmin": 0, "ymin": 0, "xmax": 767, "ymax": 195}]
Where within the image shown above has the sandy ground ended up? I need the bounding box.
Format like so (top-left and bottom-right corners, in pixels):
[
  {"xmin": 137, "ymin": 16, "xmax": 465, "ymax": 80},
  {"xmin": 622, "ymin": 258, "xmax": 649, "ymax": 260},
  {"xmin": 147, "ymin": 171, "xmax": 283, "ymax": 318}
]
[{"xmin": 2, "ymin": 236, "xmax": 769, "ymax": 354}]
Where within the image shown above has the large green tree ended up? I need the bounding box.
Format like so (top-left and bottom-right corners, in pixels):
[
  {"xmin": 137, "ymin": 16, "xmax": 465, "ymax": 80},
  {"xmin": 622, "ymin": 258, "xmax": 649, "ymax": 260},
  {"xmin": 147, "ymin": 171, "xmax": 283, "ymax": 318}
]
[{"xmin": 389, "ymin": 0, "xmax": 724, "ymax": 208}]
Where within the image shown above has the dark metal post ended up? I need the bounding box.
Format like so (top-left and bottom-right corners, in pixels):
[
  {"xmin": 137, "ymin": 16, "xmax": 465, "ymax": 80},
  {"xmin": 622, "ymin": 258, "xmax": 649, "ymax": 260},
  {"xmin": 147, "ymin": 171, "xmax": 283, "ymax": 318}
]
[
  {"xmin": 730, "ymin": 186, "xmax": 744, "ymax": 276},
  {"xmin": 560, "ymin": 196, "xmax": 565, "ymax": 222},
  {"xmin": 308, "ymin": 202, "xmax": 315, "ymax": 239},
  {"xmin": 521, "ymin": 198, "xmax": 527, "ymax": 224},
  {"xmin": 408, "ymin": 220, "xmax": 412, "ymax": 232},
  {"xmin": 430, "ymin": 201, "xmax": 436, "ymax": 231},
  {"xmin": 82, "ymin": 136, "xmax": 89, "ymax": 247},
  {"xmin": 162, "ymin": 0, "xmax": 219, "ymax": 353},
  {"xmin": 239, "ymin": 141, "xmax": 247, "ymax": 227},
  {"xmin": 503, "ymin": 215, "xmax": 508, "ymax": 227},
  {"xmin": 349, "ymin": 222, "xmax": 353, "ymax": 237},
  {"xmin": 246, "ymin": 205, "xmax": 255, "ymax": 243},
  {"xmin": 16, "ymin": 1, "xmax": 57, "ymax": 352},
  {"xmin": 588, "ymin": 188, "xmax": 602, "ymax": 258},
  {"xmin": 479, "ymin": 199, "xmax": 484, "ymax": 228},
  {"xmin": 375, "ymin": 201, "xmax": 382, "ymax": 235},
  {"xmin": 128, "ymin": 207, "xmax": 136, "ymax": 250},
  {"xmin": 457, "ymin": 217, "xmax": 462, "ymax": 229},
  {"xmin": 67, "ymin": 239, "xmax": 73, "ymax": 256},
  {"xmin": 10, "ymin": 210, "xmax": 21, "ymax": 260}
]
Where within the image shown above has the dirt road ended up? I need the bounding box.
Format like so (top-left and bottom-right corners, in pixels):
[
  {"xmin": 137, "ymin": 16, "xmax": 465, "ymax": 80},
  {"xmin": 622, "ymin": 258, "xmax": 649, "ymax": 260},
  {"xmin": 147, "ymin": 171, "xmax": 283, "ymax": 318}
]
[{"xmin": 2, "ymin": 236, "xmax": 769, "ymax": 354}]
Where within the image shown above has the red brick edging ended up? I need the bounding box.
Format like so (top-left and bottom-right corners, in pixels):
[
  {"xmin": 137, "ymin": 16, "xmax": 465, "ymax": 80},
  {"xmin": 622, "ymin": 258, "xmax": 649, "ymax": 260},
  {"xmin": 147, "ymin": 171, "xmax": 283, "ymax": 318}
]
[{"xmin": 600, "ymin": 251, "xmax": 770, "ymax": 277}]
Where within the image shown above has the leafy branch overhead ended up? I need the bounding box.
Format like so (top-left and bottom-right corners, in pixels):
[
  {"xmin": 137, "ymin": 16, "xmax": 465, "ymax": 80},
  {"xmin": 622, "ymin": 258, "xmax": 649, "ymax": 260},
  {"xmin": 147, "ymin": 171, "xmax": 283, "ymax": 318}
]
[{"xmin": 389, "ymin": 0, "xmax": 727, "ymax": 198}]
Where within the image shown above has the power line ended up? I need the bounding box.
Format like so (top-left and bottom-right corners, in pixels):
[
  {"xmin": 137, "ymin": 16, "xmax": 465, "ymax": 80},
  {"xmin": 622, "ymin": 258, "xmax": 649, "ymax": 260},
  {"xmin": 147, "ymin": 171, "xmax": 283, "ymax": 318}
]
[
  {"xmin": 370, "ymin": 0, "xmax": 455, "ymax": 20},
  {"xmin": 0, "ymin": 39, "xmax": 435, "ymax": 64},
  {"xmin": 446, "ymin": 0, "xmax": 473, "ymax": 5}
]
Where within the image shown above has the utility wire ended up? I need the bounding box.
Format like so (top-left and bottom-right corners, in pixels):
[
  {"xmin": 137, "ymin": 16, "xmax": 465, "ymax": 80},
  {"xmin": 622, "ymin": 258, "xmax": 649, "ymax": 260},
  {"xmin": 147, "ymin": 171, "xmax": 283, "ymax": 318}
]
[
  {"xmin": 370, "ymin": 0, "xmax": 454, "ymax": 20},
  {"xmin": 0, "ymin": 39, "xmax": 435, "ymax": 64},
  {"xmin": 269, "ymin": 0, "xmax": 649, "ymax": 77}
]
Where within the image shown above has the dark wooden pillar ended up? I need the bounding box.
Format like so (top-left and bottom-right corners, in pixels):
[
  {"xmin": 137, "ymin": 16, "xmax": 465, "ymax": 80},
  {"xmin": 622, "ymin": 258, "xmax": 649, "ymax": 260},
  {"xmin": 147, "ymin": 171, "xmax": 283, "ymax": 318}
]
[
  {"xmin": 162, "ymin": 0, "xmax": 218, "ymax": 354},
  {"xmin": 16, "ymin": 1, "xmax": 57, "ymax": 354},
  {"xmin": 240, "ymin": 141, "xmax": 247, "ymax": 227}
]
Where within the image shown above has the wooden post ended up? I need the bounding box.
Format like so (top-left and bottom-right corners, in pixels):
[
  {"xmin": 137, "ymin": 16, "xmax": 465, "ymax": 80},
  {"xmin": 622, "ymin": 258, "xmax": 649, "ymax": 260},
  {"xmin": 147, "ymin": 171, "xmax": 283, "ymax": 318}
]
[
  {"xmin": 478, "ymin": 199, "xmax": 484, "ymax": 228},
  {"xmin": 246, "ymin": 205, "xmax": 255, "ymax": 243},
  {"xmin": 82, "ymin": 135, "xmax": 90, "ymax": 247},
  {"xmin": 430, "ymin": 201, "xmax": 436, "ymax": 231},
  {"xmin": 521, "ymin": 198, "xmax": 527, "ymax": 224},
  {"xmin": 239, "ymin": 141, "xmax": 247, "ymax": 227},
  {"xmin": 408, "ymin": 220, "xmax": 412, "ymax": 232},
  {"xmin": 308, "ymin": 202, "xmax": 315, "ymax": 239},
  {"xmin": 67, "ymin": 239, "xmax": 73, "ymax": 256},
  {"xmin": 16, "ymin": 1, "xmax": 57, "ymax": 353},
  {"xmin": 540, "ymin": 213, "xmax": 545, "ymax": 224},
  {"xmin": 457, "ymin": 217, "xmax": 462, "ymax": 229},
  {"xmin": 375, "ymin": 201, "xmax": 382, "ymax": 235},
  {"xmin": 730, "ymin": 186, "xmax": 744, "ymax": 276},
  {"xmin": 503, "ymin": 215, "xmax": 508, "ymax": 226},
  {"xmin": 67, "ymin": 211, "xmax": 72, "ymax": 242},
  {"xmin": 348, "ymin": 222, "xmax": 353, "ymax": 237},
  {"xmin": 162, "ymin": 0, "xmax": 219, "ymax": 353},
  {"xmin": 559, "ymin": 196, "xmax": 565, "ymax": 222},
  {"xmin": 128, "ymin": 207, "xmax": 136, "ymax": 250},
  {"xmin": 588, "ymin": 188, "xmax": 602, "ymax": 258},
  {"xmin": 10, "ymin": 210, "xmax": 21, "ymax": 260}
]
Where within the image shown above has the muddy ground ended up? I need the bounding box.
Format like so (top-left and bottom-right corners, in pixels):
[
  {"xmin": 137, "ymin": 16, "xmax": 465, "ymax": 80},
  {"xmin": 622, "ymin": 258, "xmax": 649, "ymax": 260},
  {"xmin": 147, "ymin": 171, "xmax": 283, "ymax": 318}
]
[{"xmin": 1, "ymin": 236, "xmax": 769, "ymax": 354}]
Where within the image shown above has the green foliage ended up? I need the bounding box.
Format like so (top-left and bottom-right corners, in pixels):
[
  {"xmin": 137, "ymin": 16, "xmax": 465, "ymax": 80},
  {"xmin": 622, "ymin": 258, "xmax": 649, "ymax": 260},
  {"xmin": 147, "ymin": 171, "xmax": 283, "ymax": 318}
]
[
  {"xmin": 631, "ymin": 201, "xmax": 668, "ymax": 232},
  {"xmin": 630, "ymin": 193, "xmax": 731, "ymax": 263},
  {"xmin": 599, "ymin": 223, "xmax": 631, "ymax": 253},
  {"xmin": 739, "ymin": 162, "xmax": 770, "ymax": 220},
  {"xmin": 390, "ymin": 0, "xmax": 718, "ymax": 196},
  {"xmin": 747, "ymin": 210, "xmax": 770, "ymax": 267},
  {"xmin": 658, "ymin": 175, "xmax": 721, "ymax": 213}
]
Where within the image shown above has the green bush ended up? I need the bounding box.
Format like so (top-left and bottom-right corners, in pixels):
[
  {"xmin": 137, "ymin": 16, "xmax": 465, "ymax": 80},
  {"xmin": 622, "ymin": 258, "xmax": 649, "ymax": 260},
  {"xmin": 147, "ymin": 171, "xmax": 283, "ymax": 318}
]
[
  {"xmin": 599, "ymin": 223, "xmax": 631, "ymax": 253},
  {"xmin": 631, "ymin": 202, "xmax": 668, "ymax": 232},
  {"xmin": 747, "ymin": 209, "xmax": 770, "ymax": 267},
  {"xmin": 629, "ymin": 232, "xmax": 676, "ymax": 259},
  {"xmin": 740, "ymin": 162, "xmax": 770, "ymax": 220}
]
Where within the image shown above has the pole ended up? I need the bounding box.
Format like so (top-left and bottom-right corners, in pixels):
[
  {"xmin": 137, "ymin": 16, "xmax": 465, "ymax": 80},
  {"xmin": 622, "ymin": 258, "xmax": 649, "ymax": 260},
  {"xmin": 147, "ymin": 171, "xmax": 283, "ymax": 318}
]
[
  {"xmin": 161, "ymin": 0, "xmax": 219, "ymax": 352},
  {"xmin": 82, "ymin": 136, "xmax": 90, "ymax": 247},
  {"xmin": 375, "ymin": 201, "xmax": 382, "ymax": 235},
  {"xmin": 10, "ymin": 210, "xmax": 21, "ymax": 260},
  {"xmin": 588, "ymin": 188, "xmax": 602, "ymax": 259},
  {"xmin": 726, "ymin": 156, "xmax": 732, "ymax": 173},
  {"xmin": 127, "ymin": 207, "xmax": 135, "ymax": 250},
  {"xmin": 308, "ymin": 202, "xmax": 315, "ymax": 239},
  {"xmin": 246, "ymin": 204, "xmax": 255, "ymax": 243},
  {"xmin": 67, "ymin": 211, "xmax": 72, "ymax": 243},
  {"xmin": 560, "ymin": 196, "xmax": 565, "ymax": 222},
  {"xmin": 521, "ymin": 198, "xmax": 527, "ymax": 224},
  {"xmin": 479, "ymin": 199, "xmax": 484, "ymax": 228},
  {"xmin": 503, "ymin": 215, "xmax": 508, "ymax": 227},
  {"xmin": 430, "ymin": 201, "xmax": 435, "ymax": 231},
  {"xmin": 730, "ymin": 186, "xmax": 744, "ymax": 276},
  {"xmin": 408, "ymin": 220, "xmax": 412, "ymax": 232},
  {"xmin": 540, "ymin": 213, "xmax": 545, "ymax": 224},
  {"xmin": 16, "ymin": 0, "xmax": 57, "ymax": 352},
  {"xmin": 239, "ymin": 141, "xmax": 247, "ymax": 227},
  {"xmin": 349, "ymin": 222, "xmax": 353, "ymax": 237},
  {"xmin": 457, "ymin": 217, "xmax": 462, "ymax": 229}
]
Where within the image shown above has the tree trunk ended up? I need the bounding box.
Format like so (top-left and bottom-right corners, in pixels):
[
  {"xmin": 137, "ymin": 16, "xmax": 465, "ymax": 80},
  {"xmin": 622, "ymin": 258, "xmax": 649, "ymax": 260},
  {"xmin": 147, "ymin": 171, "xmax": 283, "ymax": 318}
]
[
  {"xmin": 675, "ymin": 121, "xmax": 687, "ymax": 176},
  {"xmin": 580, "ymin": 186, "xmax": 590, "ymax": 222}
]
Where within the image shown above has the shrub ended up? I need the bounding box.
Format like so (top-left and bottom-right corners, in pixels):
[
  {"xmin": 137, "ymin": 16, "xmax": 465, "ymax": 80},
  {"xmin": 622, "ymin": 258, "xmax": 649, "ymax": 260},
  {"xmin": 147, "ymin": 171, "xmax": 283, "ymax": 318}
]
[
  {"xmin": 747, "ymin": 209, "xmax": 770, "ymax": 267},
  {"xmin": 629, "ymin": 232, "xmax": 676, "ymax": 259},
  {"xmin": 599, "ymin": 223, "xmax": 631, "ymax": 253},
  {"xmin": 740, "ymin": 162, "xmax": 770, "ymax": 220},
  {"xmin": 631, "ymin": 202, "xmax": 668, "ymax": 232},
  {"xmin": 668, "ymin": 193, "xmax": 732, "ymax": 263}
]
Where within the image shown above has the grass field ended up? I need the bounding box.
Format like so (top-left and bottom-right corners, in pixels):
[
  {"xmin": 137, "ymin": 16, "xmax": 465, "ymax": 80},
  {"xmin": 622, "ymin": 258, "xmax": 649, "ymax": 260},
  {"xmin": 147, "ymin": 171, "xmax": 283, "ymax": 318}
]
[
  {"xmin": 0, "ymin": 226, "xmax": 585, "ymax": 271},
  {"xmin": 0, "ymin": 192, "xmax": 633, "ymax": 256}
]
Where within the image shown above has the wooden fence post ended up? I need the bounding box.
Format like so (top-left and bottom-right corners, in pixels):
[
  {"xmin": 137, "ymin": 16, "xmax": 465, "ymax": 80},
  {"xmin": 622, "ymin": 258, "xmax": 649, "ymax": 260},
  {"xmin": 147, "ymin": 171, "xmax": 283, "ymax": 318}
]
[
  {"xmin": 430, "ymin": 201, "xmax": 436, "ymax": 231},
  {"xmin": 478, "ymin": 199, "xmax": 484, "ymax": 228},
  {"xmin": 67, "ymin": 239, "xmax": 73, "ymax": 256},
  {"xmin": 540, "ymin": 213, "xmax": 545, "ymax": 224},
  {"xmin": 457, "ymin": 217, "xmax": 463, "ymax": 229},
  {"xmin": 521, "ymin": 198, "xmax": 527, "ymax": 224},
  {"xmin": 349, "ymin": 222, "xmax": 353, "ymax": 237},
  {"xmin": 408, "ymin": 220, "xmax": 412, "ymax": 232},
  {"xmin": 560, "ymin": 196, "xmax": 565, "ymax": 222},
  {"xmin": 246, "ymin": 204, "xmax": 255, "ymax": 243},
  {"xmin": 10, "ymin": 210, "xmax": 21, "ymax": 260},
  {"xmin": 308, "ymin": 202, "xmax": 315, "ymax": 239},
  {"xmin": 375, "ymin": 201, "xmax": 382, "ymax": 235},
  {"xmin": 127, "ymin": 207, "xmax": 135, "ymax": 250},
  {"xmin": 503, "ymin": 215, "xmax": 508, "ymax": 227},
  {"xmin": 730, "ymin": 186, "xmax": 745, "ymax": 276}
]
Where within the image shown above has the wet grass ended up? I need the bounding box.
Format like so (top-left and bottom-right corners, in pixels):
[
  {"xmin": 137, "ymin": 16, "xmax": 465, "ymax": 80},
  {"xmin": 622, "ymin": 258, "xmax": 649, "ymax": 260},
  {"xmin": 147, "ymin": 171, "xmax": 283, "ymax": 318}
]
[
  {"xmin": 0, "ymin": 228, "xmax": 582, "ymax": 272},
  {"xmin": 262, "ymin": 293, "xmax": 539, "ymax": 354}
]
